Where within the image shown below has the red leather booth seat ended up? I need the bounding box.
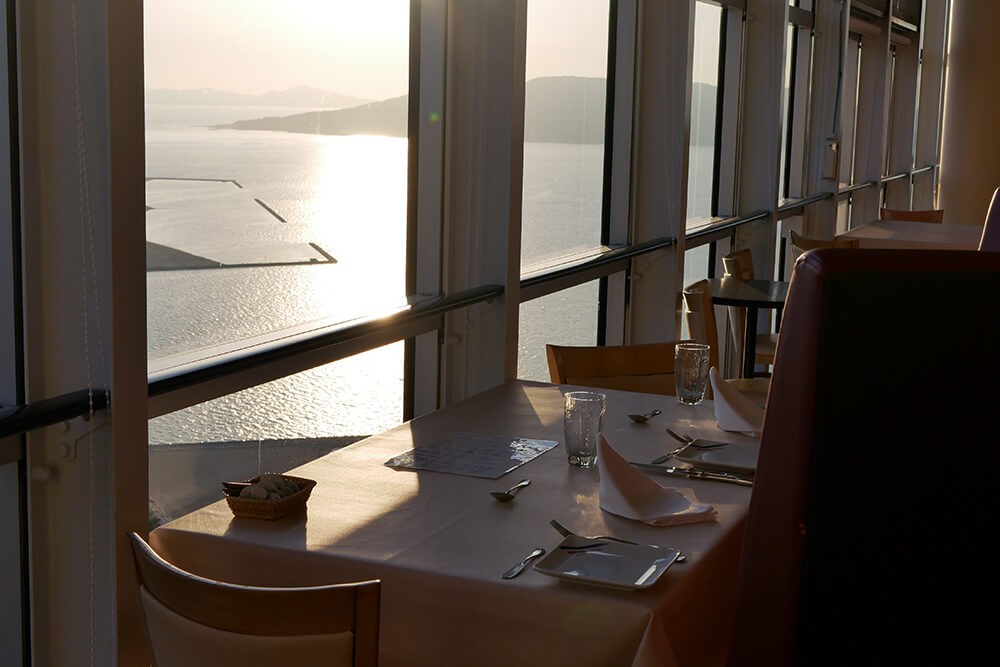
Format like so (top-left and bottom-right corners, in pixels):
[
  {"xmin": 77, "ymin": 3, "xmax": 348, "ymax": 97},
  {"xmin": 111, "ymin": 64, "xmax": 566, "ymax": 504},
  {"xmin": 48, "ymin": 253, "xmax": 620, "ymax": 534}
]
[{"xmin": 726, "ymin": 248, "xmax": 1000, "ymax": 667}]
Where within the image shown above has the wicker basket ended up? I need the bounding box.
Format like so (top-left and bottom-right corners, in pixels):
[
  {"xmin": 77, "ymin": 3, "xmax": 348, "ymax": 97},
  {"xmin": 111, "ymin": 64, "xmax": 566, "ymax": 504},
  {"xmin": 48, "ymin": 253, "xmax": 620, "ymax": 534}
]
[{"xmin": 223, "ymin": 474, "xmax": 317, "ymax": 520}]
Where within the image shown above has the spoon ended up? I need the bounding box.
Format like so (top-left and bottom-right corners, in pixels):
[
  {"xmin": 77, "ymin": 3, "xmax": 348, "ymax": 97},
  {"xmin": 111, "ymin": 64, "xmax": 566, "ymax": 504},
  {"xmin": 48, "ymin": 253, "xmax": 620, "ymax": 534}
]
[
  {"xmin": 490, "ymin": 478, "xmax": 531, "ymax": 502},
  {"xmin": 628, "ymin": 409, "xmax": 662, "ymax": 423}
]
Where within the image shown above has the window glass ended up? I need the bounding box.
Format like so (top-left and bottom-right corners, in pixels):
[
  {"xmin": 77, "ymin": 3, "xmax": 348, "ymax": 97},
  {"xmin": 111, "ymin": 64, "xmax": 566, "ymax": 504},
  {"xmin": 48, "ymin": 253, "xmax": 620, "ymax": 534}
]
[
  {"xmin": 520, "ymin": 0, "xmax": 610, "ymax": 269},
  {"xmin": 839, "ymin": 34, "xmax": 862, "ymax": 186},
  {"xmin": 517, "ymin": 281, "xmax": 601, "ymax": 381},
  {"xmin": 884, "ymin": 45, "xmax": 897, "ymax": 177},
  {"xmin": 687, "ymin": 1, "xmax": 723, "ymax": 222},
  {"xmin": 780, "ymin": 23, "xmax": 795, "ymax": 200},
  {"xmin": 518, "ymin": 1, "xmax": 609, "ymax": 377},
  {"xmin": 144, "ymin": 1, "xmax": 410, "ymax": 443}
]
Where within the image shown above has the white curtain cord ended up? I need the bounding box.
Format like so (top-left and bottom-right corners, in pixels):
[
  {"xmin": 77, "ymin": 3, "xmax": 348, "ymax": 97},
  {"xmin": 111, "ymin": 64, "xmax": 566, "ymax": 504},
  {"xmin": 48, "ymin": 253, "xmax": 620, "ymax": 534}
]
[{"xmin": 71, "ymin": 2, "xmax": 115, "ymax": 665}]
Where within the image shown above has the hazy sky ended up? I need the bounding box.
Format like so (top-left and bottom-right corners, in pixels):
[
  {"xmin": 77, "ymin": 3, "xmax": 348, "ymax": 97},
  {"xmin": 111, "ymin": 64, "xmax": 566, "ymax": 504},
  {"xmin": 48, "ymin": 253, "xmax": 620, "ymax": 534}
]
[{"xmin": 144, "ymin": 1, "xmax": 719, "ymax": 101}]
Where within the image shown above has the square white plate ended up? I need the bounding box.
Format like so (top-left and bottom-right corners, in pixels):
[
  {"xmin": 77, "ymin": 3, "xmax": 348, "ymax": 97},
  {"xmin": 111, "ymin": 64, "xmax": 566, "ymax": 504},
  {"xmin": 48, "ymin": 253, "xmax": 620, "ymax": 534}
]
[
  {"xmin": 675, "ymin": 441, "xmax": 758, "ymax": 475},
  {"xmin": 533, "ymin": 535, "xmax": 682, "ymax": 590}
]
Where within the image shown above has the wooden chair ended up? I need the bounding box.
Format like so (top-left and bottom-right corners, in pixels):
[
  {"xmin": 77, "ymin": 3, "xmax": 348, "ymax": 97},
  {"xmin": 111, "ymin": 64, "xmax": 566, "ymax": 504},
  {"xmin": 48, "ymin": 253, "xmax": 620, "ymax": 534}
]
[
  {"xmin": 545, "ymin": 341, "xmax": 691, "ymax": 395},
  {"xmin": 725, "ymin": 248, "xmax": 1000, "ymax": 667},
  {"xmin": 788, "ymin": 229, "xmax": 859, "ymax": 252},
  {"xmin": 681, "ymin": 280, "xmax": 770, "ymax": 406},
  {"xmin": 878, "ymin": 206, "xmax": 945, "ymax": 223},
  {"xmin": 978, "ymin": 186, "xmax": 1000, "ymax": 251},
  {"xmin": 721, "ymin": 248, "xmax": 779, "ymax": 374},
  {"xmin": 128, "ymin": 532, "xmax": 381, "ymax": 667}
]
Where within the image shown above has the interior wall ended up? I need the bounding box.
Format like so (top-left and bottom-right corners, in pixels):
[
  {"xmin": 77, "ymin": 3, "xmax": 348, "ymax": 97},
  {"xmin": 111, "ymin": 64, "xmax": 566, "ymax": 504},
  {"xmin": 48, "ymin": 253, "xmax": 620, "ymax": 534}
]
[{"xmin": 939, "ymin": 1, "xmax": 1000, "ymax": 225}]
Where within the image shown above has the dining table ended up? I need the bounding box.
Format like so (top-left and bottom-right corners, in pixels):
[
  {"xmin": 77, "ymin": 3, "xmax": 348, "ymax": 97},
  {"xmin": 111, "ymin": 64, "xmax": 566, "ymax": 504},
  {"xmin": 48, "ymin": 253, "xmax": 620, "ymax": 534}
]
[
  {"xmin": 835, "ymin": 218, "xmax": 983, "ymax": 249},
  {"xmin": 149, "ymin": 379, "xmax": 757, "ymax": 667},
  {"xmin": 707, "ymin": 277, "xmax": 789, "ymax": 379}
]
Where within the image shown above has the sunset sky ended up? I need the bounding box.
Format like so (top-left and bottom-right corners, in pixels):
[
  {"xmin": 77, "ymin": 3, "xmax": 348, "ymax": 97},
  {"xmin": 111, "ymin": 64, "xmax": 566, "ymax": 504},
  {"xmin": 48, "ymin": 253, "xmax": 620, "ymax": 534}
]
[{"xmin": 144, "ymin": 1, "xmax": 718, "ymax": 101}]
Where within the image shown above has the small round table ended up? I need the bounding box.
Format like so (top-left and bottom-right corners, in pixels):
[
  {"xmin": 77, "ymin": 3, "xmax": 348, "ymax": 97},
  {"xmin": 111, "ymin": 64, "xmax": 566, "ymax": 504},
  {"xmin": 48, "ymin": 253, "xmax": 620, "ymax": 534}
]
[{"xmin": 707, "ymin": 277, "xmax": 789, "ymax": 379}]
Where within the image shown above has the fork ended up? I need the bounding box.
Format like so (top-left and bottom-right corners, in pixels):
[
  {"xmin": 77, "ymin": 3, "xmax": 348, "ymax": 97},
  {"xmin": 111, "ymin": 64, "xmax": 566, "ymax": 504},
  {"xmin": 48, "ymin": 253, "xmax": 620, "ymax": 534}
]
[
  {"xmin": 652, "ymin": 430, "xmax": 728, "ymax": 464},
  {"xmin": 549, "ymin": 519, "xmax": 687, "ymax": 562},
  {"xmin": 665, "ymin": 428, "xmax": 696, "ymax": 445}
]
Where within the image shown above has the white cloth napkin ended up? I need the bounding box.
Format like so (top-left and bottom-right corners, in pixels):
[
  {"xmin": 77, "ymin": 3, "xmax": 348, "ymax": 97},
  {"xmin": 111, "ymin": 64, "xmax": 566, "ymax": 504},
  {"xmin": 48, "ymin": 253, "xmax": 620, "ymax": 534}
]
[
  {"xmin": 597, "ymin": 434, "xmax": 717, "ymax": 527},
  {"xmin": 709, "ymin": 366, "xmax": 765, "ymax": 437}
]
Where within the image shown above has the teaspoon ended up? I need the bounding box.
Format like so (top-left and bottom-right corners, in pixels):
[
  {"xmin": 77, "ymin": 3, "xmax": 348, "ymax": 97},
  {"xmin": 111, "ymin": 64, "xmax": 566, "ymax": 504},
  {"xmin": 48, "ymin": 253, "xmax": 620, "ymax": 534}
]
[
  {"xmin": 628, "ymin": 409, "xmax": 662, "ymax": 423},
  {"xmin": 490, "ymin": 478, "xmax": 531, "ymax": 502}
]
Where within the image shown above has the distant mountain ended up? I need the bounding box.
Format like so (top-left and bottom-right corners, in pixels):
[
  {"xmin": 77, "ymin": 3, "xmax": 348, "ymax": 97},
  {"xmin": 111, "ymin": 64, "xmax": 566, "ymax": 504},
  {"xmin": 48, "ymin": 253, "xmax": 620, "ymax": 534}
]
[
  {"xmin": 212, "ymin": 76, "xmax": 719, "ymax": 146},
  {"xmin": 145, "ymin": 86, "xmax": 373, "ymax": 109},
  {"xmin": 222, "ymin": 94, "xmax": 409, "ymax": 136}
]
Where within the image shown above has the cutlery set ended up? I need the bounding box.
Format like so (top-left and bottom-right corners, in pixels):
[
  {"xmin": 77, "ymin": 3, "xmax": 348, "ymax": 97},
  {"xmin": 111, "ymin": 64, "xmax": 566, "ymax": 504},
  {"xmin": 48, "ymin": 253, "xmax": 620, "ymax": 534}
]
[
  {"xmin": 629, "ymin": 462, "xmax": 754, "ymax": 487},
  {"xmin": 499, "ymin": 425, "xmax": 745, "ymax": 578},
  {"xmin": 501, "ymin": 520, "xmax": 688, "ymax": 579}
]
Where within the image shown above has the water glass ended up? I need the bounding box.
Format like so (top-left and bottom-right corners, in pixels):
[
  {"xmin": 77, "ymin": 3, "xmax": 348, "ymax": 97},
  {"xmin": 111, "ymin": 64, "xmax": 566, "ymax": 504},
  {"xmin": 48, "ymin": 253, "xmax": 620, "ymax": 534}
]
[
  {"xmin": 675, "ymin": 343, "xmax": 711, "ymax": 405},
  {"xmin": 563, "ymin": 391, "xmax": 606, "ymax": 468}
]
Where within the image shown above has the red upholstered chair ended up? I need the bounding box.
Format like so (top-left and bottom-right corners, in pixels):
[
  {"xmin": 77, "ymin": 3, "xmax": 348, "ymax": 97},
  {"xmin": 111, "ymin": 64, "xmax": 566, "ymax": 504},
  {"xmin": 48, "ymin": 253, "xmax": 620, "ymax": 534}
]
[
  {"xmin": 725, "ymin": 248, "xmax": 1000, "ymax": 667},
  {"xmin": 978, "ymin": 186, "xmax": 1000, "ymax": 251}
]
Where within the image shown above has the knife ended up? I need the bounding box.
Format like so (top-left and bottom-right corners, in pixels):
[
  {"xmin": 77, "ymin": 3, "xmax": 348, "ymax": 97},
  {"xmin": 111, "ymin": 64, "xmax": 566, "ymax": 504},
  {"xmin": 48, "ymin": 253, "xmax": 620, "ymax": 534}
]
[
  {"xmin": 501, "ymin": 547, "xmax": 546, "ymax": 579},
  {"xmin": 629, "ymin": 462, "xmax": 754, "ymax": 487}
]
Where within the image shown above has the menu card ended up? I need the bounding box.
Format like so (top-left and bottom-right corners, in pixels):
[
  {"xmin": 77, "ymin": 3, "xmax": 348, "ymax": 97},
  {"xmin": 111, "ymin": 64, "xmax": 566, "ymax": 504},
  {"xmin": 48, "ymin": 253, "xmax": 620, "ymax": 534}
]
[{"xmin": 384, "ymin": 432, "xmax": 559, "ymax": 479}]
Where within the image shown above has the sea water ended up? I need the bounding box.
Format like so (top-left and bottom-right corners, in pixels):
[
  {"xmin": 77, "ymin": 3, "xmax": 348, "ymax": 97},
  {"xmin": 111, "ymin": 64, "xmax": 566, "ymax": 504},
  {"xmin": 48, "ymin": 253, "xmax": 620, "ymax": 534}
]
[{"xmin": 145, "ymin": 104, "xmax": 712, "ymax": 445}]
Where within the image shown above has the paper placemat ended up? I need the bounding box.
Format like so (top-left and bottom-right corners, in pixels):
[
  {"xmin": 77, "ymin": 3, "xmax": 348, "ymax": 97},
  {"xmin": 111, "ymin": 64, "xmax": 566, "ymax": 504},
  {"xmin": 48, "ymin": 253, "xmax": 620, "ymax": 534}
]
[{"xmin": 384, "ymin": 432, "xmax": 559, "ymax": 478}]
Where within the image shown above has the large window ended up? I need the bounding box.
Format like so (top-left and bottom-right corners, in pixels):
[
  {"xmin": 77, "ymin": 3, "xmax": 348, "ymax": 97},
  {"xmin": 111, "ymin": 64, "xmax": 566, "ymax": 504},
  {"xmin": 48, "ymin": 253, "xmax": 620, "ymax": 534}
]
[
  {"xmin": 682, "ymin": 1, "xmax": 728, "ymax": 309},
  {"xmin": 517, "ymin": 0, "xmax": 610, "ymax": 380},
  {"xmin": 687, "ymin": 1, "xmax": 723, "ymax": 223},
  {"xmin": 144, "ymin": 2, "xmax": 410, "ymax": 453}
]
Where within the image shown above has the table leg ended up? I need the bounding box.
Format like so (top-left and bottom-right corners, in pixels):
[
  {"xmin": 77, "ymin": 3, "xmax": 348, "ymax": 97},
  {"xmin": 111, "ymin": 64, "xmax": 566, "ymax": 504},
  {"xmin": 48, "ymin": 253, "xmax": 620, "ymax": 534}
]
[{"xmin": 743, "ymin": 308, "xmax": 758, "ymax": 378}]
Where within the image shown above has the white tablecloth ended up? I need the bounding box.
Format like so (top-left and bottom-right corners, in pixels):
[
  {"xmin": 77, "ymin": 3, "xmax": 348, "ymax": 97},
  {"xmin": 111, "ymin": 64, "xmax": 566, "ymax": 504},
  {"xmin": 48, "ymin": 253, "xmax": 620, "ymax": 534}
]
[
  {"xmin": 151, "ymin": 380, "xmax": 755, "ymax": 667},
  {"xmin": 836, "ymin": 219, "xmax": 982, "ymax": 249}
]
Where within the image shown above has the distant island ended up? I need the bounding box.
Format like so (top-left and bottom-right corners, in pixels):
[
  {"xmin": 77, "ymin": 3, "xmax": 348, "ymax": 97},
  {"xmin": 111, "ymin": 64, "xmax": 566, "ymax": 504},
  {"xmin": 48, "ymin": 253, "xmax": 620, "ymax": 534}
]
[
  {"xmin": 204, "ymin": 77, "xmax": 718, "ymax": 146},
  {"xmin": 145, "ymin": 85, "xmax": 373, "ymax": 110}
]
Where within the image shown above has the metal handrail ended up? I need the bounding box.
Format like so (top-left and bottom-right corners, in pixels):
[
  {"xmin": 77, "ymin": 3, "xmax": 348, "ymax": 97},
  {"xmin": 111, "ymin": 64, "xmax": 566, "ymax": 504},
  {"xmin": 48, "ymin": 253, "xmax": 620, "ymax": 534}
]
[
  {"xmin": 148, "ymin": 284, "xmax": 503, "ymax": 400},
  {"xmin": 519, "ymin": 234, "xmax": 677, "ymax": 291},
  {"xmin": 686, "ymin": 210, "xmax": 770, "ymax": 247},
  {"xmin": 0, "ymin": 389, "xmax": 110, "ymax": 440},
  {"xmin": 880, "ymin": 172, "xmax": 909, "ymax": 184},
  {"xmin": 837, "ymin": 180, "xmax": 876, "ymax": 196}
]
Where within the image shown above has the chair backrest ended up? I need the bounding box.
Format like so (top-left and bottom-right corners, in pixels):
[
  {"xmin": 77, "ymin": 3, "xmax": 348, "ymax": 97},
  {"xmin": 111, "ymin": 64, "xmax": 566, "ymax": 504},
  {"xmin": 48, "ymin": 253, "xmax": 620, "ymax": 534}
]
[
  {"xmin": 545, "ymin": 341, "xmax": 691, "ymax": 395},
  {"xmin": 725, "ymin": 249, "xmax": 1000, "ymax": 667},
  {"xmin": 878, "ymin": 206, "xmax": 945, "ymax": 223},
  {"xmin": 978, "ymin": 186, "xmax": 1000, "ymax": 251},
  {"xmin": 680, "ymin": 280, "xmax": 721, "ymax": 371},
  {"xmin": 721, "ymin": 248, "xmax": 754, "ymax": 280},
  {"xmin": 788, "ymin": 229, "xmax": 859, "ymax": 251},
  {"xmin": 721, "ymin": 249, "xmax": 753, "ymax": 366},
  {"xmin": 128, "ymin": 532, "xmax": 381, "ymax": 667}
]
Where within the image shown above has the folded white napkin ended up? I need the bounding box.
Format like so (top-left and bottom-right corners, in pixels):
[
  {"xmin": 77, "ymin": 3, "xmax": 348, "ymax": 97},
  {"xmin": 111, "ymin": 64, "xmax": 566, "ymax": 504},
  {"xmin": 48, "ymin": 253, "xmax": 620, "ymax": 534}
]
[
  {"xmin": 597, "ymin": 434, "xmax": 717, "ymax": 527},
  {"xmin": 709, "ymin": 366, "xmax": 765, "ymax": 437}
]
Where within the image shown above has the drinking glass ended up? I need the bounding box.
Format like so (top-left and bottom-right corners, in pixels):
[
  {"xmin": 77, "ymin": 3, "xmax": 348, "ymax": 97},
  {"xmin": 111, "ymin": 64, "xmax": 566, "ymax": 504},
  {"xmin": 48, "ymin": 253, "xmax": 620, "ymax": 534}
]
[
  {"xmin": 563, "ymin": 391, "xmax": 606, "ymax": 468},
  {"xmin": 675, "ymin": 343, "xmax": 711, "ymax": 405}
]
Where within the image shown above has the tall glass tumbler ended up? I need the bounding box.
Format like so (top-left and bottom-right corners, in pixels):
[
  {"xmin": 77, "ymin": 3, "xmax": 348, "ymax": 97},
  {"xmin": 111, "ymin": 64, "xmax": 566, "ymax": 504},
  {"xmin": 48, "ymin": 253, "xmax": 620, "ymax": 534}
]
[
  {"xmin": 563, "ymin": 391, "xmax": 607, "ymax": 468},
  {"xmin": 675, "ymin": 343, "xmax": 711, "ymax": 405}
]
